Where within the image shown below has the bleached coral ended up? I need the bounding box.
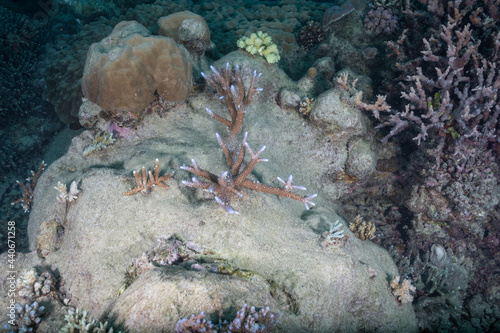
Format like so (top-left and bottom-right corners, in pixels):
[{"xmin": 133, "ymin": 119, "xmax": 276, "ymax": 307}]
[
  {"xmin": 237, "ymin": 31, "xmax": 280, "ymax": 64},
  {"xmin": 390, "ymin": 275, "xmax": 416, "ymax": 304},
  {"xmin": 55, "ymin": 181, "xmax": 81, "ymax": 203}
]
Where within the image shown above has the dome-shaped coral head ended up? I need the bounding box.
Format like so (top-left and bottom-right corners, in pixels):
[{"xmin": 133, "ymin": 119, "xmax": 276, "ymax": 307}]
[{"xmin": 236, "ymin": 31, "xmax": 280, "ymax": 64}]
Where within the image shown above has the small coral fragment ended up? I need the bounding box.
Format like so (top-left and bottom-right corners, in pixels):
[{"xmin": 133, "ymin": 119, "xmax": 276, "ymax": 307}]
[
  {"xmin": 60, "ymin": 308, "xmax": 119, "ymax": 333},
  {"xmin": 11, "ymin": 161, "xmax": 46, "ymax": 213},
  {"xmin": 320, "ymin": 220, "xmax": 347, "ymax": 247},
  {"xmin": 3, "ymin": 301, "xmax": 45, "ymax": 332},
  {"xmin": 83, "ymin": 132, "xmax": 116, "ymax": 156},
  {"xmin": 175, "ymin": 312, "xmax": 217, "ymax": 333},
  {"xmin": 349, "ymin": 215, "xmax": 376, "ymax": 240},
  {"xmin": 237, "ymin": 31, "xmax": 280, "ymax": 63},
  {"xmin": 299, "ymin": 97, "xmax": 314, "ymax": 117},
  {"xmin": 390, "ymin": 275, "xmax": 416, "ymax": 304},
  {"xmin": 55, "ymin": 181, "xmax": 81, "ymax": 203},
  {"xmin": 124, "ymin": 158, "xmax": 172, "ymax": 195},
  {"xmin": 175, "ymin": 304, "xmax": 281, "ymax": 333}
]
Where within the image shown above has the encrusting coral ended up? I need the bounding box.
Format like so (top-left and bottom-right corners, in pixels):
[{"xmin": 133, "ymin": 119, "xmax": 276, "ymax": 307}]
[
  {"xmin": 236, "ymin": 31, "xmax": 280, "ymax": 64},
  {"xmin": 11, "ymin": 161, "xmax": 46, "ymax": 213},
  {"xmin": 123, "ymin": 158, "xmax": 172, "ymax": 195},
  {"xmin": 181, "ymin": 63, "xmax": 316, "ymax": 214}
]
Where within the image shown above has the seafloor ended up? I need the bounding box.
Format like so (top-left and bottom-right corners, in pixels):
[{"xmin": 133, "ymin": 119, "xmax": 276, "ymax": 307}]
[{"xmin": 0, "ymin": 0, "xmax": 499, "ymax": 332}]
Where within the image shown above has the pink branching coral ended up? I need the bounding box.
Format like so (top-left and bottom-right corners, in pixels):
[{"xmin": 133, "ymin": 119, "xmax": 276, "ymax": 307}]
[
  {"xmin": 181, "ymin": 63, "xmax": 316, "ymax": 214},
  {"xmin": 360, "ymin": 17, "xmax": 499, "ymax": 165},
  {"xmin": 364, "ymin": 7, "xmax": 399, "ymax": 34},
  {"xmin": 227, "ymin": 304, "xmax": 281, "ymax": 333},
  {"xmin": 175, "ymin": 311, "xmax": 217, "ymax": 333}
]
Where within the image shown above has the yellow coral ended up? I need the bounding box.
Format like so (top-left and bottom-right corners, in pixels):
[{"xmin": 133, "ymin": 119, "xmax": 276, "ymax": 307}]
[{"xmin": 237, "ymin": 31, "xmax": 280, "ymax": 64}]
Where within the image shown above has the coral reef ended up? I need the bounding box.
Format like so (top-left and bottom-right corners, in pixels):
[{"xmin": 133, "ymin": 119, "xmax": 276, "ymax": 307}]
[
  {"xmin": 237, "ymin": 32, "xmax": 280, "ymax": 64},
  {"xmin": 181, "ymin": 64, "xmax": 315, "ymax": 213},
  {"xmin": 123, "ymin": 159, "xmax": 172, "ymax": 196}
]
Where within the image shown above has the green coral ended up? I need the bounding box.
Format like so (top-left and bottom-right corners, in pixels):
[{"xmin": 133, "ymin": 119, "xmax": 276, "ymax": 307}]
[{"xmin": 236, "ymin": 31, "xmax": 280, "ymax": 64}]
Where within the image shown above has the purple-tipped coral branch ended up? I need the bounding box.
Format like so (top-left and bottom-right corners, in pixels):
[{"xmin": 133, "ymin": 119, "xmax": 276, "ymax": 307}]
[
  {"xmin": 201, "ymin": 63, "xmax": 262, "ymax": 152},
  {"xmin": 182, "ymin": 63, "xmax": 316, "ymax": 214}
]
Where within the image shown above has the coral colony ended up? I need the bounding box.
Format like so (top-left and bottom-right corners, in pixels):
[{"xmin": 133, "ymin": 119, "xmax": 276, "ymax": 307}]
[
  {"xmin": 11, "ymin": 161, "xmax": 46, "ymax": 213},
  {"xmin": 181, "ymin": 63, "xmax": 316, "ymax": 214},
  {"xmin": 124, "ymin": 159, "xmax": 172, "ymax": 195}
]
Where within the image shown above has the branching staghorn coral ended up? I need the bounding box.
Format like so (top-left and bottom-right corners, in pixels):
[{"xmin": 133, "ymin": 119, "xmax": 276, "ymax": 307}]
[
  {"xmin": 11, "ymin": 161, "xmax": 46, "ymax": 213},
  {"xmin": 124, "ymin": 159, "xmax": 172, "ymax": 195},
  {"xmin": 181, "ymin": 63, "xmax": 316, "ymax": 214}
]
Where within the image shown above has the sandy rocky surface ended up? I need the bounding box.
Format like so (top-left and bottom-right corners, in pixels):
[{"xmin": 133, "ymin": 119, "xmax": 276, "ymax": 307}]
[{"xmin": 1, "ymin": 53, "xmax": 416, "ymax": 332}]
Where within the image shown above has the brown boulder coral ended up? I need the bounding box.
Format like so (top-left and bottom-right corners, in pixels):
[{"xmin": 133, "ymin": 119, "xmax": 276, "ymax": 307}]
[
  {"xmin": 156, "ymin": 11, "xmax": 211, "ymax": 55},
  {"xmin": 82, "ymin": 21, "xmax": 192, "ymax": 114}
]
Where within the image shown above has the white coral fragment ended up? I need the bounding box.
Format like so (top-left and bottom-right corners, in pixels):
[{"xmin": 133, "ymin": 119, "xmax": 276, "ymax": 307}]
[{"xmin": 55, "ymin": 181, "xmax": 81, "ymax": 203}]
